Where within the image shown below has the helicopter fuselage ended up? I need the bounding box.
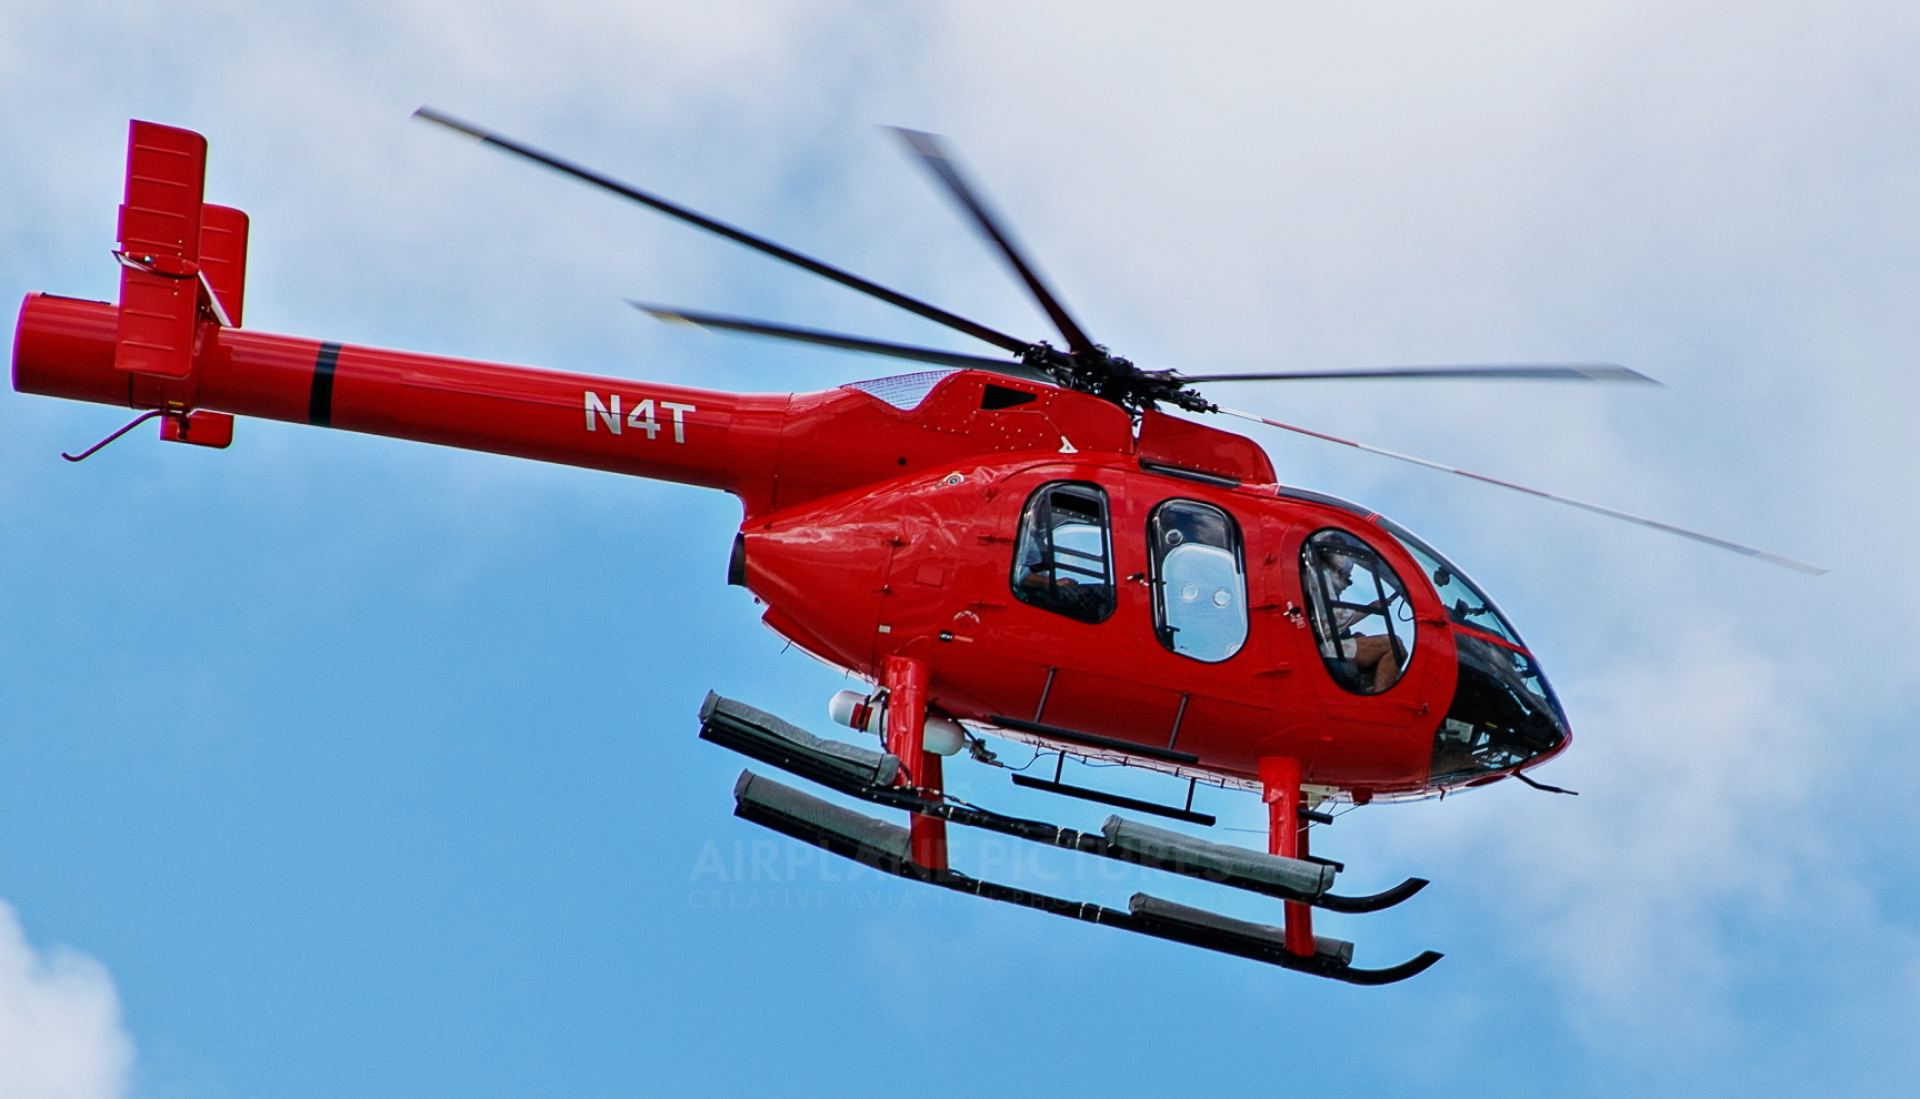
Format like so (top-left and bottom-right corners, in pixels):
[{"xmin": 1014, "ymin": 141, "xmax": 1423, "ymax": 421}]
[
  {"xmin": 14, "ymin": 291, "xmax": 1568, "ymax": 799},
  {"xmin": 12, "ymin": 116, "xmax": 1652, "ymax": 980}
]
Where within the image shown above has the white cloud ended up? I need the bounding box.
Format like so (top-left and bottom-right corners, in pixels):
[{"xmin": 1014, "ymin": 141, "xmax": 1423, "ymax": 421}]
[{"xmin": 0, "ymin": 903, "xmax": 131, "ymax": 1099}]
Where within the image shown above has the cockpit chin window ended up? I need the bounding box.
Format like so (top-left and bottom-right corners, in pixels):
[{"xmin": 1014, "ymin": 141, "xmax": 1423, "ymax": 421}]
[
  {"xmin": 1372, "ymin": 516, "xmax": 1571, "ymax": 785},
  {"xmin": 1430, "ymin": 633, "xmax": 1568, "ymax": 785},
  {"xmin": 1300, "ymin": 528, "xmax": 1417, "ymax": 694}
]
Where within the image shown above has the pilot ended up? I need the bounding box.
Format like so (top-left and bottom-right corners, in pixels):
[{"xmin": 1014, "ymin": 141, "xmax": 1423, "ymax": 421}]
[
  {"xmin": 1326, "ymin": 551, "xmax": 1402, "ymax": 693},
  {"xmin": 1016, "ymin": 539, "xmax": 1107, "ymax": 617}
]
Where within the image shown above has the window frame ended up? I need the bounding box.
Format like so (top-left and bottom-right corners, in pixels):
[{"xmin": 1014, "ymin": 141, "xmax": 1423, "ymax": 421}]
[
  {"xmin": 1299, "ymin": 526, "xmax": 1419, "ymax": 695},
  {"xmin": 1147, "ymin": 498, "xmax": 1250, "ymax": 664},
  {"xmin": 1008, "ymin": 481, "xmax": 1117, "ymax": 625}
]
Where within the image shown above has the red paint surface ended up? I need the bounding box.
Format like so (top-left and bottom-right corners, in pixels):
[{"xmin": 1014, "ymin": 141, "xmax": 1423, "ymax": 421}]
[
  {"xmin": 1261, "ymin": 757, "xmax": 1315, "ymax": 956},
  {"xmin": 884, "ymin": 655, "xmax": 948, "ymax": 871},
  {"xmin": 10, "ymin": 290, "xmax": 1512, "ymax": 794},
  {"xmin": 10, "ymin": 119, "xmax": 1578, "ymax": 804}
]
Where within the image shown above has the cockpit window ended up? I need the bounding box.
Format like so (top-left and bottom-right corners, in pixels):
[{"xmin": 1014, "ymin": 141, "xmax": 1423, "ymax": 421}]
[
  {"xmin": 1300, "ymin": 528, "xmax": 1417, "ymax": 694},
  {"xmin": 1368, "ymin": 517, "xmax": 1571, "ymax": 785},
  {"xmin": 1149, "ymin": 500, "xmax": 1248, "ymax": 662},
  {"xmin": 1374, "ymin": 517, "xmax": 1523, "ymax": 646},
  {"xmin": 1011, "ymin": 482, "xmax": 1115, "ymax": 624}
]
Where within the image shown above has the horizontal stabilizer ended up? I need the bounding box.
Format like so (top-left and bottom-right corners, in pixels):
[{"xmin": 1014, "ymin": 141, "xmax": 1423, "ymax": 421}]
[{"xmin": 160, "ymin": 409, "xmax": 234, "ymax": 449}]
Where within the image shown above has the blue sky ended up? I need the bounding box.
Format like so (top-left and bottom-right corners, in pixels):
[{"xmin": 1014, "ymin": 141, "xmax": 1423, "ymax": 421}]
[{"xmin": 5, "ymin": 2, "xmax": 1920, "ymax": 1096}]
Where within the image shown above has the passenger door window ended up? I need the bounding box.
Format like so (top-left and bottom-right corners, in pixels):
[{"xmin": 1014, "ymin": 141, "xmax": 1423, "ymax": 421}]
[
  {"xmin": 1010, "ymin": 482, "xmax": 1115, "ymax": 624},
  {"xmin": 1149, "ymin": 500, "xmax": 1248, "ymax": 662}
]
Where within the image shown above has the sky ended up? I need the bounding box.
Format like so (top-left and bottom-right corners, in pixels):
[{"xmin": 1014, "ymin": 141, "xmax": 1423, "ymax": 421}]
[{"xmin": 3, "ymin": 1, "xmax": 1920, "ymax": 1096}]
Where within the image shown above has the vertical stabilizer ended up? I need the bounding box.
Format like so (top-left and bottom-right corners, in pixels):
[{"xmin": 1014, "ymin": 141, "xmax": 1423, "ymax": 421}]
[
  {"xmin": 114, "ymin": 121, "xmax": 210, "ymax": 379},
  {"xmin": 197, "ymin": 204, "xmax": 250, "ymax": 328}
]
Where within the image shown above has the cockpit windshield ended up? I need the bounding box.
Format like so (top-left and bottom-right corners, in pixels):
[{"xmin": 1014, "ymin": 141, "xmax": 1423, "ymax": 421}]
[
  {"xmin": 1371, "ymin": 515, "xmax": 1571, "ymax": 787},
  {"xmin": 1373, "ymin": 517, "xmax": 1524, "ymax": 646}
]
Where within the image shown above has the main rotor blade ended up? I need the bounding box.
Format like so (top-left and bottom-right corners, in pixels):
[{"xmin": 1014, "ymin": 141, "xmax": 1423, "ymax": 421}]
[
  {"xmin": 630, "ymin": 303, "xmax": 1052, "ymax": 382},
  {"xmin": 1180, "ymin": 364, "xmax": 1657, "ymax": 384},
  {"xmin": 889, "ymin": 127, "xmax": 1098, "ymax": 357},
  {"xmin": 414, "ymin": 107, "xmax": 1031, "ymax": 355},
  {"xmin": 1217, "ymin": 407, "xmax": 1827, "ymax": 575}
]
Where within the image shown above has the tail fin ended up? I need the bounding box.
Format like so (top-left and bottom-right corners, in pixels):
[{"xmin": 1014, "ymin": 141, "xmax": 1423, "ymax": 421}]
[
  {"xmin": 112, "ymin": 120, "xmax": 248, "ymax": 379},
  {"xmin": 198, "ymin": 203, "xmax": 250, "ymax": 327},
  {"xmin": 97, "ymin": 120, "xmax": 246, "ymax": 449}
]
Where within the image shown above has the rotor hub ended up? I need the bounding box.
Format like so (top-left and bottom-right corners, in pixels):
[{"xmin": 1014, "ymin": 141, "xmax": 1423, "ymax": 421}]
[{"xmin": 1021, "ymin": 344, "xmax": 1217, "ymax": 415}]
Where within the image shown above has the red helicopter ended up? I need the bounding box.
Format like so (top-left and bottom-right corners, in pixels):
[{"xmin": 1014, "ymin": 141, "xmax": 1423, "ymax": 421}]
[{"xmin": 11, "ymin": 115, "xmax": 1822, "ymax": 984}]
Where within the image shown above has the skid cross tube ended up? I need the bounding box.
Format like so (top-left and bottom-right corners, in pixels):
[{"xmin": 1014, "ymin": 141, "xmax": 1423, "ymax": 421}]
[{"xmin": 698, "ymin": 694, "xmax": 1427, "ymax": 914}]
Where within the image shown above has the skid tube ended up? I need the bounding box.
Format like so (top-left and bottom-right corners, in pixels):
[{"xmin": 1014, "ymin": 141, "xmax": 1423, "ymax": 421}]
[
  {"xmin": 701, "ymin": 693, "xmax": 1441, "ymax": 979},
  {"xmin": 699, "ymin": 692, "xmax": 1428, "ymax": 915},
  {"xmin": 733, "ymin": 770, "xmax": 1441, "ymax": 985}
]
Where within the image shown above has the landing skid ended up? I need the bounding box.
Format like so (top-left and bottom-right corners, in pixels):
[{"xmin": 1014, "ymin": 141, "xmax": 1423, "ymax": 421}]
[{"xmin": 699, "ymin": 692, "xmax": 1442, "ymax": 983}]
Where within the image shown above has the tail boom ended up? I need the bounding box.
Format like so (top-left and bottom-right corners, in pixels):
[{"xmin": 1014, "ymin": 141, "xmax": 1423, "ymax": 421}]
[{"xmin": 13, "ymin": 292, "xmax": 786, "ymax": 498}]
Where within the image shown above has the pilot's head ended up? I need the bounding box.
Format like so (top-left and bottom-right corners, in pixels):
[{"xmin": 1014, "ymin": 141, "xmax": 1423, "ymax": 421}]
[{"xmin": 1327, "ymin": 552, "xmax": 1356, "ymax": 594}]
